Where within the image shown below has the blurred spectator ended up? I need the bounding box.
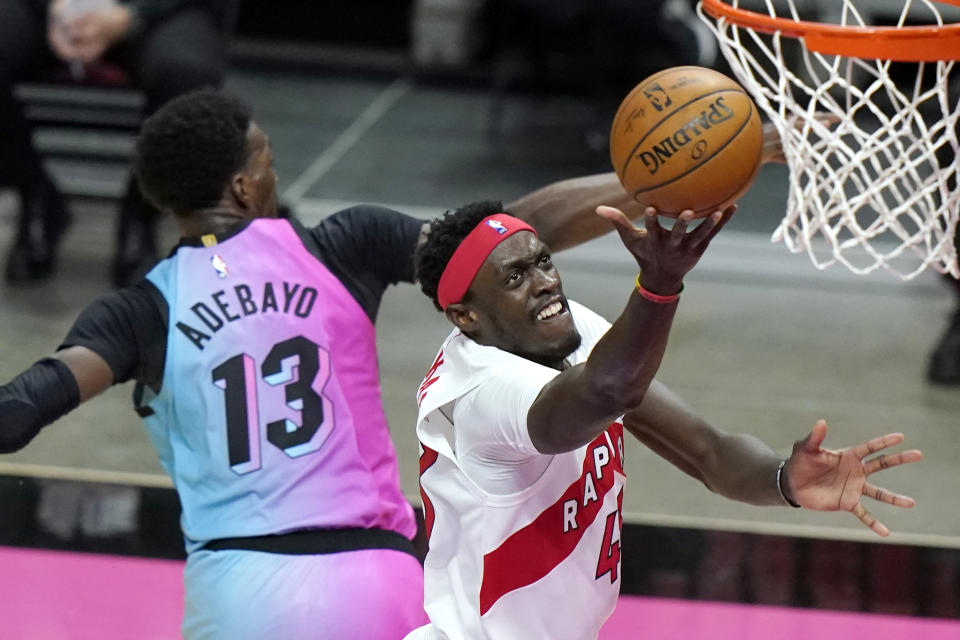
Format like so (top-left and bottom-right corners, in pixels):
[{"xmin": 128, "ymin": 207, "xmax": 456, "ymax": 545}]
[
  {"xmin": 35, "ymin": 478, "xmax": 142, "ymax": 553},
  {"xmin": 696, "ymin": 530, "xmax": 747, "ymax": 602},
  {"xmin": 590, "ymin": 0, "xmax": 715, "ymax": 90},
  {"xmin": 0, "ymin": 0, "xmax": 231, "ymax": 288},
  {"xmin": 927, "ymin": 268, "xmax": 960, "ymax": 385},
  {"xmin": 923, "ymin": 547, "xmax": 960, "ymax": 618},
  {"xmin": 927, "ymin": 115, "xmax": 960, "ymax": 385},
  {"xmin": 745, "ymin": 534, "xmax": 798, "ymax": 606},
  {"xmin": 865, "ymin": 543, "xmax": 917, "ymax": 615},
  {"xmin": 632, "ymin": 526, "xmax": 704, "ymax": 599},
  {"xmin": 487, "ymin": 0, "xmax": 715, "ymax": 150},
  {"xmin": 806, "ymin": 539, "xmax": 864, "ymax": 611}
]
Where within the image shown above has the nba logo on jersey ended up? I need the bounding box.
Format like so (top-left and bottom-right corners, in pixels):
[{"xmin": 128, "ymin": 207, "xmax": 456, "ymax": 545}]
[
  {"xmin": 486, "ymin": 219, "xmax": 507, "ymax": 234},
  {"xmin": 211, "ymin": 254, "xmax": 229, "ymax": 278}
]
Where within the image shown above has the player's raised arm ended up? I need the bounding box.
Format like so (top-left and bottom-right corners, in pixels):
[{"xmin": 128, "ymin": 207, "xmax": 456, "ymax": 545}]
[
  {"xmin": 412, "ymin": 173, "xmax": 635, "ymax": 256},
  {"xmin": 523, "ymin": 205, "xmax": 732, "ymax": 453},
  {"xmin": 505, "ymin": 173, "xmax": 646, "ymax": 252},
  {"xmin": 504, "ymin": 125, "xmax": 787, "ymax": 253},
  {"xmin": 621, "ymin": 382, "xmax": 922, "ymax": 537}
]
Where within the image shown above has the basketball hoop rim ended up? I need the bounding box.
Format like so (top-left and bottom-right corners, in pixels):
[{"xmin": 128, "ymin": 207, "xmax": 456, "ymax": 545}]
[{"xmin": 700, "ymin": 0, "xmax": 960, "ymax": 61}]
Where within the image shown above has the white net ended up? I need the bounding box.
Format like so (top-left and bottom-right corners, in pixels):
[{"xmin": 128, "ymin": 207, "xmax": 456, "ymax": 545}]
[{"xmin": 698, "ymin": 0, "xmax": 960, "ymax": 279}]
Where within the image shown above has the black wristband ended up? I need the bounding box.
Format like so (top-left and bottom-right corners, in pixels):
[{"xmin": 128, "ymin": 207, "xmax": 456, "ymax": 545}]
[
  {"xmin": 777, "ymin": 459, "xmax": 802, "ymax": 508},
  {"xmin": 0, "ymin": 358, "xmax": 80, "ymax": 452},
  {"xmin": 0, "ymin": 399, "xmax": 42, "ymax": 453}
]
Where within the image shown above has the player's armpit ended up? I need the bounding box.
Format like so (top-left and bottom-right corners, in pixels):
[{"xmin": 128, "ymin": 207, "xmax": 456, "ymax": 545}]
[
  {"xmin": 0, "ymin": 358, "xmax": 82, "ymax": 452},
  {"xmin": 527, "ymin": 363, "xmax": 626, "ymax": 455}
]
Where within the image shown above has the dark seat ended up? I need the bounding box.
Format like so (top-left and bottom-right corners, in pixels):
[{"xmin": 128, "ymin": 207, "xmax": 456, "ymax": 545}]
[
  {"xmin": 15, "ymin": 74, "xmax": 144, "ymax": 200},
  {"xmin": 14, "ymin": 0, "xmax": 238, "ymax": 201}
]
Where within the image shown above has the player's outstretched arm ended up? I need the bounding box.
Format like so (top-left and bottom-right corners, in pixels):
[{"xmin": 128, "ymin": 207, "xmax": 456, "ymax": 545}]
[
  {"xmin": 506, "ymin": 173, "xmax": 647, "ymax": 252},
  {"xmin": 0, "ymin": 347, "xmax": 113, "ymax": 453},
  {"xmin": 622, "ymin": 384, "xmax": 922, "ymax": 536},
  {"xmin": 622, "ymin": 380, "xmax": 787, "ymax": 505},
  {"xmin": 528, "ymin": 205, "xmax": 732, "ymax": 454},
  {"xmin": 781, "ymin": 420, "xmax": 922, "ymax": 537},
  {"xmin": 505, "ymin": 126, "xmax": 786, "ymax": 252}
]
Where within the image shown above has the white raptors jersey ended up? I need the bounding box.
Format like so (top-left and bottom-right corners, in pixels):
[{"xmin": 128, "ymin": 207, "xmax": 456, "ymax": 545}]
[{"xmin": 410, "ymin": 300, "xmax": 626, "ymax": 640}]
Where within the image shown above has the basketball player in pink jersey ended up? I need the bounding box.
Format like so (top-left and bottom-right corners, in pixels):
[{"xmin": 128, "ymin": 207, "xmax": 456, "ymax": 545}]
[
  {"xmin": 408, "ymin": 201, "xmax": 923, "ymax": 640},
  {"xmin": 0, "ymin": 88, "xmax": 782, "ymax": 638},
  {"xmin": 0, "ymin": 85, "xmax": 818, "ymax": 637}
]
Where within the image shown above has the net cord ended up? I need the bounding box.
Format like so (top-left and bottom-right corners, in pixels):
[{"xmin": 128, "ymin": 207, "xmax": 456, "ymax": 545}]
[{"xmin": 698, "ymin": 0, "xmax": 960, "ymax": 279}]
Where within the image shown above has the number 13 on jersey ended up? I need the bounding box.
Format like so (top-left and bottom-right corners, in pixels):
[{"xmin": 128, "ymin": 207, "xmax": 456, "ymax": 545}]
[{"xmin": 211, "ymin": 335, "xmax": 335, "ymax": 475}]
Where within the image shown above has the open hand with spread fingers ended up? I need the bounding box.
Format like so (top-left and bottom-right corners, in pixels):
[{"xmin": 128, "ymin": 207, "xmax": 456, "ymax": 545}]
[{"xmin": 782, "ymin": 419, "xmax": 923, "ymax": 537}]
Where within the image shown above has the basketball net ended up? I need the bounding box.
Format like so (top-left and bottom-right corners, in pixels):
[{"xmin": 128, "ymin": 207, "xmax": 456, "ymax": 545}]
[{"xmin": 698, "ymin": 0, "xmax": 960, "ymax": 279}]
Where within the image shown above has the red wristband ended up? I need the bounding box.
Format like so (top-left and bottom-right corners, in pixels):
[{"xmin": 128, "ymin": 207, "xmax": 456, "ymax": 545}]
[{"xmin": 635, "ymin": 273, "xmax": 683, "ymax": 304}]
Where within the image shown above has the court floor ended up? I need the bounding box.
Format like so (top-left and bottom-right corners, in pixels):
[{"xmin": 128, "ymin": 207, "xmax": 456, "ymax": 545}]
[
  {"xmin": 4, "ymin": 545, "xmax": 959, "ymax": 639},
  {"xmin": 0, "ymin": 59, "xmax": 958, "ymax": 636}
]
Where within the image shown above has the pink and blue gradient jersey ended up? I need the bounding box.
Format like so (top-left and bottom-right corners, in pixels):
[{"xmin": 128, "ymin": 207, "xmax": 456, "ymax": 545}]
[{"xmin": 60, "ymin": 207, "xmax": 422, "ymax": 552}]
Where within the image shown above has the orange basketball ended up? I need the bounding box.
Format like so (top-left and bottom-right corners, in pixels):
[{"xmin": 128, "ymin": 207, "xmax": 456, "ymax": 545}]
[{"xmin": 609, "ymin": 66, "xmax": 764, "ymax": 218}]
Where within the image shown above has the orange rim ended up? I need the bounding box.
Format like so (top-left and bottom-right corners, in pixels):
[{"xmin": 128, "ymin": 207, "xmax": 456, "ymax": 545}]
[{"xmin": 700, "ymin": 0, "xmax": 960, "ymax": 61}]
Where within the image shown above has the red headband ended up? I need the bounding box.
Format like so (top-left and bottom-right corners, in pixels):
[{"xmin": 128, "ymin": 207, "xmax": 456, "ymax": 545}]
[{"xmin": 437, "ymin": 214, "xmax": 537, "ymax": 309}]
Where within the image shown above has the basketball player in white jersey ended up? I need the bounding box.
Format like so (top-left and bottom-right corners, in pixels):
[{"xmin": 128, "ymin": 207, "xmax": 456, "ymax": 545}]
[
  {"xmin": 0, "ymin": 90, "xmax": 684, "ymax": 638},
  {"xmin": 407, "ymin": 201, "xmax": 922, "ymax": 640}
]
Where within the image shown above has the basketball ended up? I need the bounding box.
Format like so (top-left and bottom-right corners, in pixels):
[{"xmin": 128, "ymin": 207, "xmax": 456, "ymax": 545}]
[{"xmin": 609, "ymin": 66, "xmax": 764, "ymax": 218}]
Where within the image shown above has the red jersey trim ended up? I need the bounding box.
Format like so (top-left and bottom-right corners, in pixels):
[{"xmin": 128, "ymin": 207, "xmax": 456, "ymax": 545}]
[
  {"xmin": 417, "ymin": 351, "xmax": 445, "ymax": 406},
  {"xmin": 419, "ymin": 445, "xmax": 441, "ymax": 541},
  {"xmin": 479, "ymin": 423, "xmax": 624, "ymax": 615}
]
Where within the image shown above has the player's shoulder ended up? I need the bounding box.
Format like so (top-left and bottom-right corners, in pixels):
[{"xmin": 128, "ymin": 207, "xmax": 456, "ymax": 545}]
[
  {"xmin": 306, "ymin": 204, "xmax": 423, "ymax": 252},
  {"xmin": 317, "ymin": 203, "xmax": 420, "ymax": 230},
  {"xmin": 417, "ymin": 330, "xmax": 510, "ymax": 416},
  {"xmin": 111, "ymin": 278, "xmax": 169, "ymax": 332}
]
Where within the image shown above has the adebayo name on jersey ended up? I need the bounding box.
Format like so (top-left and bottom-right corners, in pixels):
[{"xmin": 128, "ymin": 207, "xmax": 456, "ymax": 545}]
[
  {"xmin": 176, "ymin": 281, "xmax": 318, "ymax": 350},
  {"xmin": 636, "ymin": 95, "xmax": 735, "ymax": 176}
]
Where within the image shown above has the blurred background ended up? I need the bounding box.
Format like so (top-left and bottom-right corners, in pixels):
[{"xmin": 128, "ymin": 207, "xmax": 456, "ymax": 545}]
[{"xmin": 1, "ymin": 0, "xmax": 959, "ymax": 636}]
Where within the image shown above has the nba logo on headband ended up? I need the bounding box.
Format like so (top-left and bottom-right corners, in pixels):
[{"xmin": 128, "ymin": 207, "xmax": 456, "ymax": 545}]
[
  {"xmin": 486, "ymin": 219, "xmax": 507, "ymax": 234},
  {"xmin": 436, "ymin": 214, "xmax": 537, "ymax": 309}
]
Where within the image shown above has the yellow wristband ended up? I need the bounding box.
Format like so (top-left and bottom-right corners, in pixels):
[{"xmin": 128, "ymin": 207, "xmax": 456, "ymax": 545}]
[{"xmin": 635, "ymin": 273, "xmax": 683, "ymax": 303}]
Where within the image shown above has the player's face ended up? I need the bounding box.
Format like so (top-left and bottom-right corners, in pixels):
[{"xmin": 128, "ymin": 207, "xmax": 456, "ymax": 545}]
[
  {"xmin": 244, "ymin": 122, "xmax": 279, "ymax": 218},
  {"xmin": 466, "ymin": 232, "xmax": 581, "ymax": 368}
]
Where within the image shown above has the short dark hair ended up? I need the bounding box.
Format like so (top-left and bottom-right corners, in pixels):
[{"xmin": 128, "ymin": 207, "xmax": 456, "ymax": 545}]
[
  {"xmin": 135, "ymin": 89, "xmax": 252, "ymax": 215},
  {"xmin": 415, "ymin": 200, "xmax": 507, "ymax": 312}
]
